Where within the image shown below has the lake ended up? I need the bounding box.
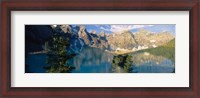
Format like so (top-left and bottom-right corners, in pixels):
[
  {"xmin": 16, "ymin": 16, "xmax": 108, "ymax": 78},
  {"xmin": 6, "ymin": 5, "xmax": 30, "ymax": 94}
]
[{"xmin": 25, "ymin": 47, "xmax": 175, "ymax": 73}]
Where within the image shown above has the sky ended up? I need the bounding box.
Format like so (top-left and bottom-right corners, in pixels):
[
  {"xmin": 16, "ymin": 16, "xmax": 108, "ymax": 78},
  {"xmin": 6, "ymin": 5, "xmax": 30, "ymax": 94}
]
[{"xmin": 78, "ymin": 24, "xmax": 175, "ymax": 34}]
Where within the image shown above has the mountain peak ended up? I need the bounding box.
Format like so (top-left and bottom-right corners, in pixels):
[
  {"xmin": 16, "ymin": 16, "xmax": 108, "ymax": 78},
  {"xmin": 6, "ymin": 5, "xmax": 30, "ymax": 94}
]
[
  {"xmin": 100, "ymin": 31, "xmax": 106, "ymax": 37},
  {"xmin": 60, "ymin": 25, "xmax": 72, "ymax": 33},
  {"xmin": 108, "ymin": 30, "xmax": 137, "ymax": 50}
]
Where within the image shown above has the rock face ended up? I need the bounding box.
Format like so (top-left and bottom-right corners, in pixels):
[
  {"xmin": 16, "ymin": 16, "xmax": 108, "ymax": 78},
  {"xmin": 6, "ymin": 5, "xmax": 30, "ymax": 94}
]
[
  {"xmin": 107, "ymin": 31, "xmax": 138, "ymax": 50},
  {"xmin": 89, "ymin": 30, "xmax": 109, "ymax": 49},
  {"xmin": 26, "ymin": 25, "xmax": 175, "ymax": 54},
  {"xmin": 99, "ymin": 31, "xmax": 106, "ymax": 38},
  {"xmin": 106, "ymin": 29, "xmax": 174, "ymax": 51},
  {"xmin": 50, "ymin": 25, "xmax": 109, "ymax": 53},
  {"xmin": 134, "ymin": 29, "xmax": 175, "ymax": 48},
  {"xmin": 90, "ymin": 30, "xmax": 97, "ymax": 34},
  {"xmin": 78, "ymin": 26, "xmax": 93, "ymax": 45},
  {"xmin": 59, "ymin": 25, "xmax": 72, "ymax": 33}
]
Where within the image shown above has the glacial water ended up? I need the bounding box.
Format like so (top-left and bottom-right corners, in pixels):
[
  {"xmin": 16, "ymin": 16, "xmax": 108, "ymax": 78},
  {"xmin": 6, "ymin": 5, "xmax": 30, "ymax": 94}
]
[{"xmin": 25, "ymin": 47, "xmax": 175, "ymax": 73}]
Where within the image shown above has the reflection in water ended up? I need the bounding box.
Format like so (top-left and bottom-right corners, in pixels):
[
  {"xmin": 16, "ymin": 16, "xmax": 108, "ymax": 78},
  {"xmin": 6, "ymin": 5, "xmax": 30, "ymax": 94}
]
[
  {"xmin": 69, "ymin": 47, "xmax": 175, "ymax": 73},
  {"xmin": 26, "ymin": 47, "xmax": 175, "ymax": 73},
  {"xmin": 132, "ymin": 60, "xmax": 174, "ymax": 73},
  {"xmin": 131, "ymin": 52, "xmax": 175, "ymax": 73},
  {"xmin": 70, "ymin": 47, "xmax": 113, "ymax": 73},
  {"xmin": 112, "ymin": 55, "xmax": 133, "ymax": 73},
  {"xmin": 25, "ymin": 54, "xmax": 47, "ymax": 73}
]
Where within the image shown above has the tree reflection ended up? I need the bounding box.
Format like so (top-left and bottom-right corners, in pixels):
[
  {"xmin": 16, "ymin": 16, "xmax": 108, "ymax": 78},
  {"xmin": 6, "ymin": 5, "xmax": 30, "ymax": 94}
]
[
  {"xmin": 112, "ymin": 54, "xmax": 133, "ymax": 73},
  {"xmin": 44, "ymin": 30, "xmax": 76, "ymax": 73}
]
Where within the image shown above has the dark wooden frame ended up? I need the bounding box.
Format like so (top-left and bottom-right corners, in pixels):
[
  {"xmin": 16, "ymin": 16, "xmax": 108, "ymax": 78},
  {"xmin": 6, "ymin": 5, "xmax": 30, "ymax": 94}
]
[{"xmin": 0, "ymin": 0, "xmax": 199, "ymax": 98}]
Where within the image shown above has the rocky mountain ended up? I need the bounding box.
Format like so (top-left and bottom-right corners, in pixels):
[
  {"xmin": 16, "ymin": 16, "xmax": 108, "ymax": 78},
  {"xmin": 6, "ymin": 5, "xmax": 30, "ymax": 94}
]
[
  {"xmin": 51, "ymin": 25, "xmax": 108, "ymax": 53},
  {"xmin": 134, "ymin": 29, "xmax": 175, "ymax": 48},
  {"xmin": 25, "ymin": 25, "xmax": 175, "ymax": 54},
  {"xmin": 78, "ymin": 25, "xmax": 93, "ymax": 45},
  {"xmin": 108, "ymin": 29, "xmax": 174, "ymax": 50},
  {"xmin": 107, "ymin": 30, "xmax": 138, "ymax": 50}
]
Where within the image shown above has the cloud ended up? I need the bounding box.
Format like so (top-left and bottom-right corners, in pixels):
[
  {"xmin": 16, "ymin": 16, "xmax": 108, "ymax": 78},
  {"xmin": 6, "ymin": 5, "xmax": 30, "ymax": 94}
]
[
  {"xmin": 110, "ymin": 25, "xmax": 154, "ymax": 32},
  {"xmin": 99, "ymin": 25, "xmax": 153, "ymax": 33},
  {"xmin": 100, "ymin": 26, "xmax": 110, "ymax": 31},
  {"xmin": 87, "ymin": 29, "xmax": 93, "ymax": 33}
]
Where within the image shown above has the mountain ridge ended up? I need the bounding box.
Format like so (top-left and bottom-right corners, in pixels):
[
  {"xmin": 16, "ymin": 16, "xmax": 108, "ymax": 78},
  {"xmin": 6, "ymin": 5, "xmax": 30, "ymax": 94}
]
[{"xmin": 25, "ymin": 25, "xmax": 175, "ymax": 54}]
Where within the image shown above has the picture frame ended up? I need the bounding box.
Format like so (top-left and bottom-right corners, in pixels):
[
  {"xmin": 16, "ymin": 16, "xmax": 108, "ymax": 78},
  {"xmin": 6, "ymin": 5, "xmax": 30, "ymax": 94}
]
[{"xmin": 0, "ymin": 0, "xmax": 199, "ymax": 97}]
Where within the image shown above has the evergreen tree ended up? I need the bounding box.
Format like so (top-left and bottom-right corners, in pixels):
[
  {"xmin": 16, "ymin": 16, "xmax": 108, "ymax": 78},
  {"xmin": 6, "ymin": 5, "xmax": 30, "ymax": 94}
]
[
  {"xmin": 112, "ymin": 54, "xmax": 133, "ymax": 73},
  {"xmin": 45, "ymin": 30, "xmax": 75, "ymax": 73},
  {"xmin": 123, "ymin": 55, "xmax": 133, "ymax": 72}
]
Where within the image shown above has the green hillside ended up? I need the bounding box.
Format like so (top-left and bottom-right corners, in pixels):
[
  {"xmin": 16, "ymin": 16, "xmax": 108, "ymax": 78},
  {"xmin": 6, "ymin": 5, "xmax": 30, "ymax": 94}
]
[{"xmin": 138, "ymin": 39, "xmax": 175, "ymax": 62}]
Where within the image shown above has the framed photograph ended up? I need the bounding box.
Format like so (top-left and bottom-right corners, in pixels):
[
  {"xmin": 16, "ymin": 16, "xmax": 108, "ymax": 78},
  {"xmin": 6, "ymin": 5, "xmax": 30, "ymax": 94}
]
[{"xmin": 1, "ymin": 0, "xmax": 199, "ymax": 97}]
